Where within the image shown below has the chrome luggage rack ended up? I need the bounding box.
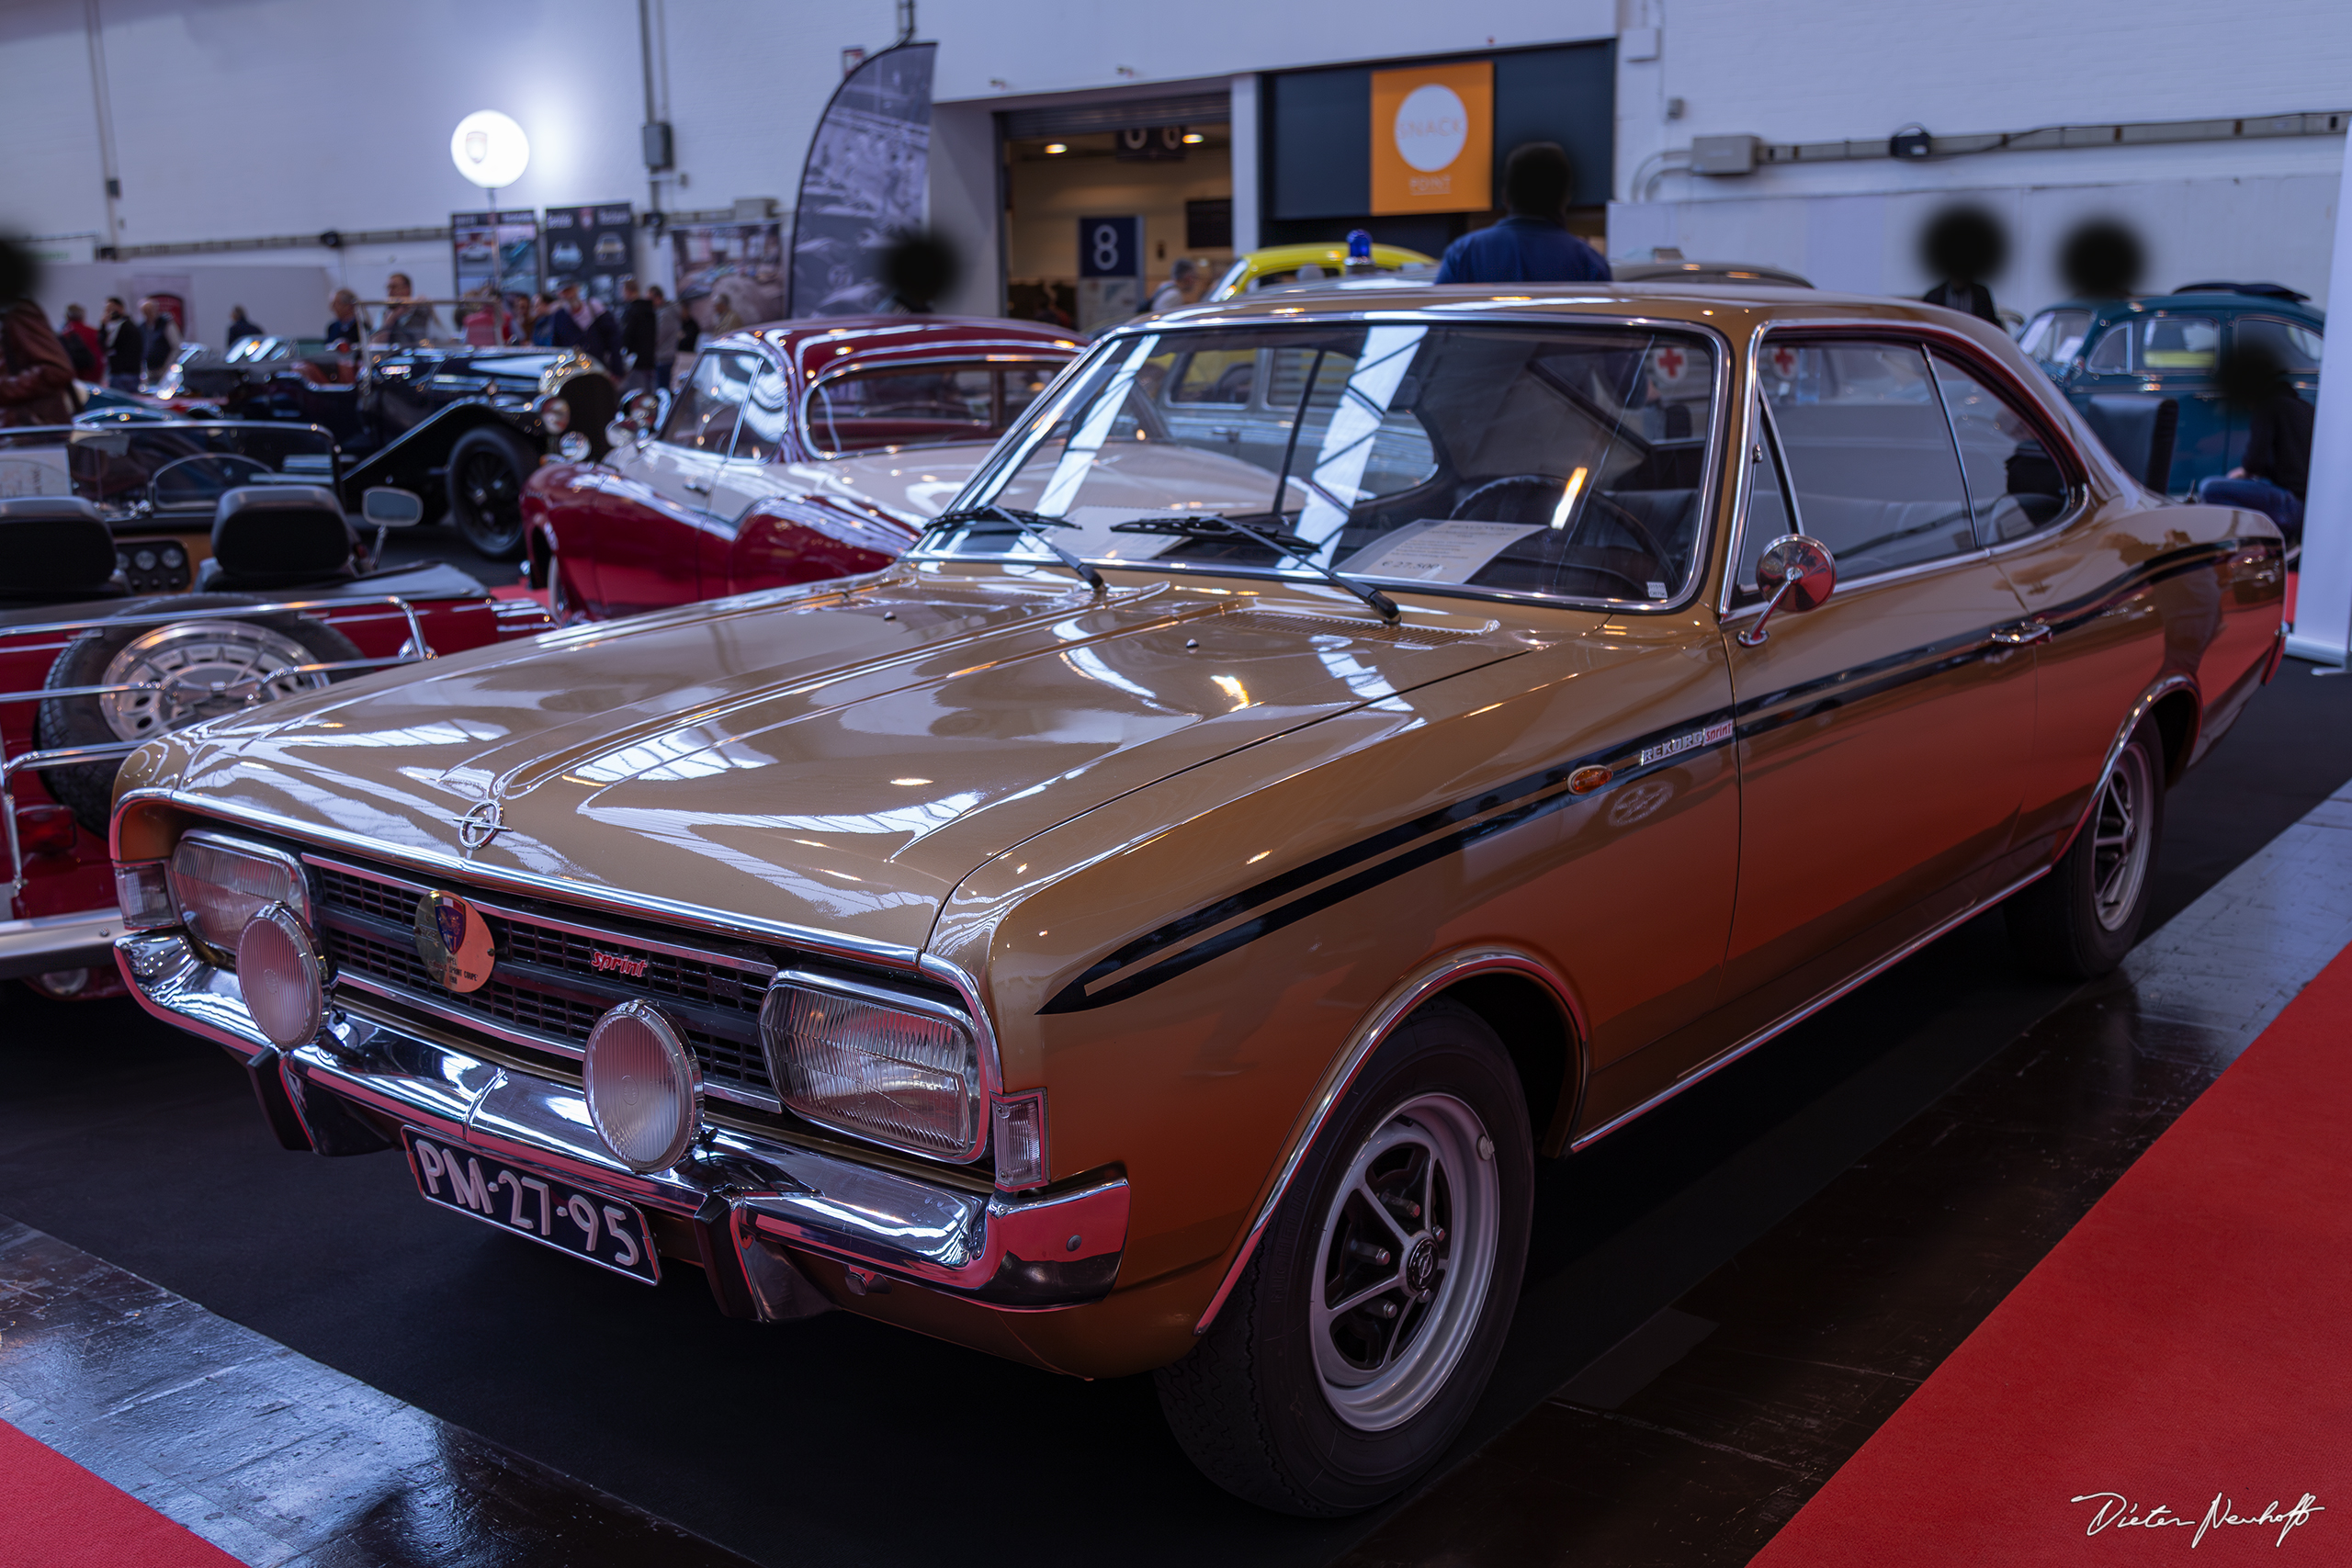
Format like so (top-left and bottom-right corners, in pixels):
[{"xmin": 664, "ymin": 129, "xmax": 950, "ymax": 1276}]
[{"xmin": 1, "ymin": 592, "xmax": 438, "ymax": 900}]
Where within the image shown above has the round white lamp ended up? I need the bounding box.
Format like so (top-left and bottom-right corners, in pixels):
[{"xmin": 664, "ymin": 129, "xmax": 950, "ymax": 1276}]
[{"xmin": 450, "ymin": 110, "xmax": 530, "ymax": 188}]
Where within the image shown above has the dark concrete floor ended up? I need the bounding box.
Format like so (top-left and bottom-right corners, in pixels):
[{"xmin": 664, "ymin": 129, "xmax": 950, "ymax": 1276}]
[{"xmin": 0, "ymin": 661, "xmax": 2345, "ymax": 1566}]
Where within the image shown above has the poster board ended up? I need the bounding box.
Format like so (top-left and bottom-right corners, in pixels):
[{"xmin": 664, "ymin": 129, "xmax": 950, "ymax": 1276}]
[
  {"xmin": 544, "ymin": 203, "xmax": 637, "ymax": 306},
  {"xmin": 670, "ymin": 221, "xmax": 786, "ymax": 336},
  {"xmin": 1370, "ymin": 61, "xmax": 1493, "ymax": 215},
  {"xmin": 451, "ymin": 209, "xmax": 540, "ymax": 300}
]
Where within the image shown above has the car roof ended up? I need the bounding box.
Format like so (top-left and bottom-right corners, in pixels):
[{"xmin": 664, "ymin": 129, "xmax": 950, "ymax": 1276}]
[
  {"xmin": 706, "ymin": 314, "xmax": 1084, "ymax": 380},
  {"xmin": 1148, "ymin": 279, "xmax": 1954, "ymax": 332},
  {"xmin": 2036, "ymin": 293, "xmax": 2324, "ymax": 322}
]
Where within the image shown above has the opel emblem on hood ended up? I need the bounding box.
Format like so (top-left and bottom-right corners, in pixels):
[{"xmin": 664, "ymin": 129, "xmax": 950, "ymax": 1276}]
[
  {"xmin": 413, "ymin": 890, "xmax": 496, "ymax": 994},
  {"xmin": 456, "ymin": 797, "xmax": 504, "ymax": 852}
]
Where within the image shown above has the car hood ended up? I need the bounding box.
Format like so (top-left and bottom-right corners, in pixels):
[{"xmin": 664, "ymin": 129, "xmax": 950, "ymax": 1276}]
[
  {"xmin": 163, "ymin": 571, "xmax": 1540, "ymax": 957},
  {"xmin": 777, "ymin": 446, "xmax": 1002, "ymax": 523}
]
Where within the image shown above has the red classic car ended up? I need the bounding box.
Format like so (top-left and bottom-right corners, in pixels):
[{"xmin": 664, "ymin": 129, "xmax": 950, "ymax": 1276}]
[
  {"xmin": 1, "ymin": 423, "xmax": 551, "ymax": 1000},
  {"xmin": 520, "ymin": 316, "xmax": 1080, "ymax": 620}
]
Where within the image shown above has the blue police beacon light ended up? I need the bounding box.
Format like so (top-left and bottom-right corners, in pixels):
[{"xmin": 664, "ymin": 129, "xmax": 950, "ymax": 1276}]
[{"xmin": 1345, "ymin": 229, "xmax": 1375, "ymax": 273}]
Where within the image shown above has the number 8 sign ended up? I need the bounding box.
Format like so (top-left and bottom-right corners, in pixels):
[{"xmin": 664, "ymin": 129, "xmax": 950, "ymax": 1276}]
[{"xmin": 1078, "ymin": 215, "xmax": 1141, "ymax": 279}]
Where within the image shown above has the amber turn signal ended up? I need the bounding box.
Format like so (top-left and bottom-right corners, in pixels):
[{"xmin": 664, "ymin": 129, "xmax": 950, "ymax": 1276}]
[{"xmin": 1567, "ymin": 765, "xmax": 1613, "ymax": 794}]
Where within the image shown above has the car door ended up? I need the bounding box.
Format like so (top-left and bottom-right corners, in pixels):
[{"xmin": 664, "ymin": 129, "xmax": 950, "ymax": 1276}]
[
  {"xmin": 2078, "ymin": 312, "xmax": 2224, "ymax": 491},
  {"xmin": 592, "ymin": 348, "xmax": 753, "ymax": 614},
  {"xmin": 2226, "ymin": 315, "xmax": 2324, "ymax": 473},
  {"xmin": 1716, "ymin": 336, "xmax": 2038, "ymax": 1032}
]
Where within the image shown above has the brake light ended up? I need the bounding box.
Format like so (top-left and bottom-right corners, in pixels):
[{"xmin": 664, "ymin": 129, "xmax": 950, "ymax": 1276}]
[{"xmin": 17, "ymin": 805, "xmax": 79, "ymax": 858}]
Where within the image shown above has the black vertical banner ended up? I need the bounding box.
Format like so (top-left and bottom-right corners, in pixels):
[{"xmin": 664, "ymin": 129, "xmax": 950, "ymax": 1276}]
[{"xmin": 786, "ymin": 41, "xmax": 937, "ymax": 318}]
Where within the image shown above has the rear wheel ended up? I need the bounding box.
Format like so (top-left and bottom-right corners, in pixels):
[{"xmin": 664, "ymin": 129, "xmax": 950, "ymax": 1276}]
[
  {"xmin": 2007, "ymin": 716, "xmax": 2165, "ymax": 979},
  {"xmin": 1155, "ymin": 999, "xmax": 1532, "ymax": 1516},
  {"xmin": 447, "ymin": 426, "xmax": 536, "ymax": 559}
]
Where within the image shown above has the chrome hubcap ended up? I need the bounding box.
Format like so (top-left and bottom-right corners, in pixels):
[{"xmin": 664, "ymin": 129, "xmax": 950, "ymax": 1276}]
[
  {"xmin": 98, "ymin": 621, "xmax": 328, "ymax": 741},
  {"xmin": 2091, "ymin": 744, "xmax": 2154, "ymax": 931},
  {"xmin": 1310, "ymin": 1092, "xmax": 1498, "ymax": 1431}
]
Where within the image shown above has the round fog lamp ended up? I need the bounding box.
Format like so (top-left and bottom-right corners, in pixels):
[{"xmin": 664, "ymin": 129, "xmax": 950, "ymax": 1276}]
[
  {"xmin": 536, "ymin": 395, "xmax": 571, "ymax": 434},
  {"xmin": 238, "ymin": 904, "xmax": 324, "ymax": 1047},
  {"xmin": 583, "ymin": 1000, "xmax": 703, "ymax": 1172},
  {"xmin": 557, "ymin": 431, "xmax": 592, "ymax": 462}
]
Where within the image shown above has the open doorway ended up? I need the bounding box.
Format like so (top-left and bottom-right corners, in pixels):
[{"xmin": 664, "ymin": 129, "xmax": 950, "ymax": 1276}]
[{"xmin": 1002, "ymin": 122, "xmax": 1233, "ymax": 331}]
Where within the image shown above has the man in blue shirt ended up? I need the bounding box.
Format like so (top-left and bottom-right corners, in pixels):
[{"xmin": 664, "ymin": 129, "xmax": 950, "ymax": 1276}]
[{"xmin": 1435, "ymin": 142, "xmax": 1611, "ymax": 286}]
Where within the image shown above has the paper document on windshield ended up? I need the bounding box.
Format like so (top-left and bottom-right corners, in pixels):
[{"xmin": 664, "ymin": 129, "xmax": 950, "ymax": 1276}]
[
  {"xmin": 1052, "ymin": 505, "xmax": 1182, "ymax": 561},
  {"xmin": 1339, "ymin": 520, "xmax": 1541, "ymax": 582},
  {"xmin": 0, "ymin": 447, "xmax": 74, "ymax": 500}
]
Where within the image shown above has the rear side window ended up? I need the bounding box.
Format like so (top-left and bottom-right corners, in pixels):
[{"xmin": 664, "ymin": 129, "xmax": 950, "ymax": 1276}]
[
  {"xmin": 2086, "ymin": 314, "xmax": 2222, "ymax": 375},
  {"xmin": 804, "ymin": 363, "xmax": 1037, "ymax": 456},
  {"xmin": 2236, "ymin": 316, "xmax": 2324, "ymax": 375},
  {"xmin": 1930, "ymin": 355, "xmax": 2071, "ymax": 544},
  {"xmin": 1758, "ymin": 340, "xmax": 1978, "ymax": 579}
]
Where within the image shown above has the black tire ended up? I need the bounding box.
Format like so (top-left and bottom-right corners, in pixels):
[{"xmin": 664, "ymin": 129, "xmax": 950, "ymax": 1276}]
[
  {"xmin": 35, "ymin": 596, "xmax": 364, "ymax": 837},
  {"xmin": 1154, "ymin": 999, "xmax": 1533, "ymax": 1516},
  {"xmin": 447, "ymin": 425, "xmax": 536, "ymax": 559},
  {"xmin": 2006, "ymin": 716, "xmax": 2166, "ymax": 979}
]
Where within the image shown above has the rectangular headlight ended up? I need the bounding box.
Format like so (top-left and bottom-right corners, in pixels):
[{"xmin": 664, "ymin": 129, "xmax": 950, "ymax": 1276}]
[
  {"xmin": 760, "ymin": 978, "xmax": 979, "ymax": 1159},
  {"xmin": 168, "ymin": 833, "xmax": 308, "ymax": 954},
  {"xmin": 115, "ymin": 861, "xmax": 175, "ymax": 930}
]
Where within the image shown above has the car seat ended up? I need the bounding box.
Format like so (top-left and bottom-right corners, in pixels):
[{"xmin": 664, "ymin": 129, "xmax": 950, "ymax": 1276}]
[
  {"xmin": 197, "ymin": 484, "xmax": 356, "ymax": 592},
  {"xmin": 0, "ymin": 495, "xmax": 126, "ymax": 607}
]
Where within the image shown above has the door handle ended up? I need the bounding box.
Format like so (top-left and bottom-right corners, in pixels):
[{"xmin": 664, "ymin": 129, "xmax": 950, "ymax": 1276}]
[
  {"xmin": 1991, "ymin": 618, "xmax": 2052, "ymax": 646},
  {"xmin": 683, "ymin": 480, "xmax": 711, "ymax": 495}
]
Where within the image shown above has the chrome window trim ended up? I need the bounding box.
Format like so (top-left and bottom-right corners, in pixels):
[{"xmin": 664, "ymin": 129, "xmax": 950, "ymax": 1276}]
[
  {"xmin": 1192, "ymin": 942, "xmax": 1586, "ymax": 1337},
  {"xmin": 1720, "ymin": 319, "xmax": 2094, "ymax": 619},
  {"xmin": 911, "ymin": 311, "xmax": 1737, "ymax": 619},
  {"xmin": 172, "ymin": 828, "xmax": 315, "ymax": 938},
  {"xmin": 797, "ymin": 352, "xmax": 1076, "ymax": 462}
]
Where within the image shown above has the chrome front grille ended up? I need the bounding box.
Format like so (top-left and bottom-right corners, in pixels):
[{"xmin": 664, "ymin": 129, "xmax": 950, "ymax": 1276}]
[{"xmin": 306, "ymin": 857, "xmax": 779, "ymax": 1107}]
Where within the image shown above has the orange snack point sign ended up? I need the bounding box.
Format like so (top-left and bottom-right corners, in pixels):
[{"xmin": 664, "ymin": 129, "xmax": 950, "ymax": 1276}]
[{"xmin": 1371, "ymin": 61, "xmax": 1493, "ymax": 215}]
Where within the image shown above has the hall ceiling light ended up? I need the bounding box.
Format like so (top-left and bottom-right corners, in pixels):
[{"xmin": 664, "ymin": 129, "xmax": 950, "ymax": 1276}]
[
  {"xmin": 1044, "ymin": 142, "xmax": 1069, "ymax": 154},
  {"xmin": 1182, "ymin": 132, "xmax": 1204, "ymax": 145},
  {"xmin": 450, "ymin": 110, "xmax": 530, "ymax": 188}
]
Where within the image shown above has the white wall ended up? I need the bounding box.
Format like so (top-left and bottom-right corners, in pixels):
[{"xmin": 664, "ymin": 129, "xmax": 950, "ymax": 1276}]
[
  {"xmin": 1612, "ymin": 0, "xmax": 2352, "ymax": 311},
  {"xmin": 9, "ymin": 0, "xmax": 2346, "ymax": 324}
]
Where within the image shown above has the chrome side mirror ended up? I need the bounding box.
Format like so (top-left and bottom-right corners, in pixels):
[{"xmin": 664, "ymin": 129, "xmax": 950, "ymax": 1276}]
[
  {"xmin": 359, "ymin": 486, "xmax": 425, "ymax": 527},
  {"xmin": 621, "ymin": 389, "xmax": 664, "ymax": 445},
  {"xmin": 1736, "ymin": 534, "xmax": 1836, "ymax": 648}
]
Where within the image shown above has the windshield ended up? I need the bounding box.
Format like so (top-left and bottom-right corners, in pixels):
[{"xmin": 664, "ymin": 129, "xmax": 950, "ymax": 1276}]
[
  {"xmin": 2017, "ymin": 310, "xmax": 2092, "ymax": 369},
  {"xmin": 928, "ymin": 321, "xmax": 1718, "ymax": 606},
  {"xmin": 0, "ymin": 422, "xmax": 339, "ymax": 517}
]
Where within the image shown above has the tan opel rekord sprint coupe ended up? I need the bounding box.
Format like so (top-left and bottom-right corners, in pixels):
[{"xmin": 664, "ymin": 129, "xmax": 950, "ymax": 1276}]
[{"xmin": 109, "ymin": 286, "xmax": 2285, "ymax": 1514}]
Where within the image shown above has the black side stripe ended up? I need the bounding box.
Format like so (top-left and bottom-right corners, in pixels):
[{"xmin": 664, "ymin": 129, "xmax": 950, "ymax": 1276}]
[
  {"xmin": 1037, "ymin": 540, "xmax": 2252, "ymax": 1015},
  {"xmin": 1039, "ymin": 707, "xmax": 1736, "ymax": 1014}
]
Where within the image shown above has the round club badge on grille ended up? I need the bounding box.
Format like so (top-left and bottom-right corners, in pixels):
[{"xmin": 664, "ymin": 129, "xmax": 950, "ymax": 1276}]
[
  {"xmin": 413, "ymin": 889, "xmax": 496, "ymax": 994},
  {"xmin": 583, "ymin": 1000, "xmax": 703, "ymax": 1173}
]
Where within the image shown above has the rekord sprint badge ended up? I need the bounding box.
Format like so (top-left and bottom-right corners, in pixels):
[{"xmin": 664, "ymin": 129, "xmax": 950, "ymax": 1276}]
[{"xmin": 414, "ymin": 889, "xmax": 496, "ymax": 993}]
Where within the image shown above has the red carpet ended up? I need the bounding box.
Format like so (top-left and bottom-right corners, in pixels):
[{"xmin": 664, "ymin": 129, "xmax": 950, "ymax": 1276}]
[
  {"xmin": 1751, "ymin": 943, "xmax": 2352, "ymax": 1563},
  {"xmin": 0, "ymin": 1419, "xmax": 241, "ymax": 1568}
]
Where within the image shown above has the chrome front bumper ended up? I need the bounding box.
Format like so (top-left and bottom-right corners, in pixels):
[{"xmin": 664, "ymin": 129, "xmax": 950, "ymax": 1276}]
[
  {"xmin": 116, "ymin": 931, "xmax": 1128, "ymax": 1316},
  {"xmin": 0, "ymin": 908, "xmax": 125, "ymax": 980}
]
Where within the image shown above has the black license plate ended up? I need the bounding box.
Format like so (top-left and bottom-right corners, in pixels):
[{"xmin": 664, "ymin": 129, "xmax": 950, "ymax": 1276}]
[{"xmin": 402, "ymin": 1130, "xmax": 661, "ymax": 1283}]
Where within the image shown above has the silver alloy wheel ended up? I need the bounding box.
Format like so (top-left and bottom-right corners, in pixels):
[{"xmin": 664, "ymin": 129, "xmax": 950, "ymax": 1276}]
[
  {"xmin": 2090, "ymin": 742, "xmax": 2154, "ymax": 931},
  {"xmin": 1309, "ymin": 1091, "xmax": 1500, "ymax": 1431},
  {"xmin": 98, "ymin": 621, "xmax": 331, "ymax": 741}
]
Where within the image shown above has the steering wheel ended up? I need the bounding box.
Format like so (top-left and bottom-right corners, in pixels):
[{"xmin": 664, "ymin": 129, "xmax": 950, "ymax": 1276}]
[
  {"xmin": 1453, "ymin": 472, "xmax": 1679, "ymax": 573},
  {"xmin": 147, "ymin": 452, "xmax": 273, "ymax": 508}
]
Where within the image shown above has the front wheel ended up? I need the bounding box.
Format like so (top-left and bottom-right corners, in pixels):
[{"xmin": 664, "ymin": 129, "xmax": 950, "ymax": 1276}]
[
  {"xmin": 2007, "ymin": 716, "xmax": 2165, "ymax": 978},
  {"xmin": 447, "ymin": 426, "xmax": 535, "ymax": 559},
  {"xmin": 1155, "ymin": 999, "xmax": 1532, "ymax": 1516}
]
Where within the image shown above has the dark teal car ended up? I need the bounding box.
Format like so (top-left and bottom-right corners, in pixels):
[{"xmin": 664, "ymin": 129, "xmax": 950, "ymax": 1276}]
[{"xmin": 2017, "ymin": 283, "xmax": 2323, "ymax": 494}]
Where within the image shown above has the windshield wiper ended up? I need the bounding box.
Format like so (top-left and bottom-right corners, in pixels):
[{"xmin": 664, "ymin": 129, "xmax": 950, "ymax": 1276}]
[
  {"xmin": 925, "ymin": 504, "xmax": 1106, "ymax": 594},
  {"xmin": 1111, "ymin": 514, "xmax": 1399, "ymax": 623}
]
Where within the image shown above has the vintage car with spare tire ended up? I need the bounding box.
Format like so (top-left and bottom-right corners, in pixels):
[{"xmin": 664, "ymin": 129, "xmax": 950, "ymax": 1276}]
[
  {"xmin": 110, "ymin": 284, "xmax": 2286, "ymax": 1514},
  {"xmin": 1, "ymin": 427, "xmax": 550, "ymax": 1001}
]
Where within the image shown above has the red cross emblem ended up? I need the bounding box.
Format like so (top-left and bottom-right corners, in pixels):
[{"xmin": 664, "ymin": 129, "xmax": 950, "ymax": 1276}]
[
  {"xmin": 1768, "ymin": 344, "xmax": 1799, "ymax": 379},
  {"xmin": 1655, "ymin": 346, "xmax": 1687, "ymax": 381}
]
